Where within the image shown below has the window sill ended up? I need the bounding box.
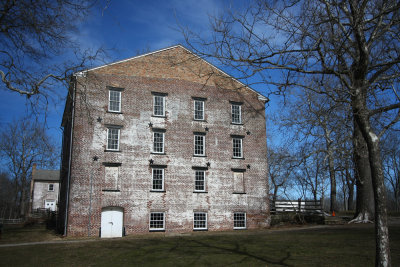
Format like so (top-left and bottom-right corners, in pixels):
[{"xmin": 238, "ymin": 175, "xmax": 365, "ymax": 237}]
[
  {"xmin": 232, "ymin": 157, "xmax": 245, "ymax": 160},
  {"xmin": 193, "ymin": 228, "xmax": 208, "ymax": 231},
  {"xmin": 150, "ymin": 190, "xmax": 166, "ymax": 193},
  {"xmin": 232, "ymin": 192, "xmax": 246, "ymax": 194},
  {"xmin": 102, "ymin": 189, "xmax": 121, "ymax": 192},
  {"xmin": 149, "ymin": 229, "xmax": 165, "ymax": 232},
  {"xmin": 105, "ymin": 150, "xmax": 122, "ymax": 152},
  {"xmin": 107, "ymin": 111, "xmax": 123, "ymax": 114},
  {"xmin": 152, "ymin": 115, "xmax": 166, "ymax": 118},
  {"xmin": 193, "ymin": 191, "xmax": 208, "ymax": 193},
  {"xmin": 151, "ymin": 152, "xmax": 166, "ymax": 155},
  {"xmin": 193, "ymin": 155, "xmax": 207, "ymax": 158},
  {"xmin": 231, "ymin": 123, "xmax": 243, "ymax": 125},
  {"xmin": 193, "ymin": 119, "xmax": 207, "ymax": 122},
  {"xmin": 234, "ymin": 227, "xmax": 247, "ymax": 230}
]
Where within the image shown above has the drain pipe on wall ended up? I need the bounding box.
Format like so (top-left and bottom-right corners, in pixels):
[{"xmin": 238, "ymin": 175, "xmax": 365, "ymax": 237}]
[
  {"xmin": 88, "ymin": 164, "xmax": 94, "ymax": 237},
  {"xmin": 64, "ymin": 77, "xmax": 76, "ymax": 236}
]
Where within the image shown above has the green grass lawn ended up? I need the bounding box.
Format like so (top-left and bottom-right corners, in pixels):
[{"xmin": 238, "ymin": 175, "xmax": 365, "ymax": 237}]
[{"xmin": 0, "ymin": 223, "xmax": 399, "ymax": 266}]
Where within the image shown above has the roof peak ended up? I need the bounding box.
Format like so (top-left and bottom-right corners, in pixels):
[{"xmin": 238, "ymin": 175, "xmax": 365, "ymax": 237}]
[{"xmin": 75, "ymin": 44, "xmax": 268, "ymax": 102}]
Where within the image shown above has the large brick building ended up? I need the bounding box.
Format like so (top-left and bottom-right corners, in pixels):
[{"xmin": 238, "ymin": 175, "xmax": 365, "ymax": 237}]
[{"xmin": 59, "ymin": 45, "xmax": 269, "ymax": 237}]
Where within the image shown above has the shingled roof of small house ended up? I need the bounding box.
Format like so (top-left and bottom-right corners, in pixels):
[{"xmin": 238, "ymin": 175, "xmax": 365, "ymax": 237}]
[{"xmin": 33, "ymin": 169, "xmax": 60, "ymax": 182}]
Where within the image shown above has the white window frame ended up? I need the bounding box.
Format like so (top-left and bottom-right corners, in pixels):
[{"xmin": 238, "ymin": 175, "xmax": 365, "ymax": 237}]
[
  {"xmin": 194, "ymin": 134, "xmax": 205, "ymax": 156},
  {"xmin": 149, "ymin": 212, "xmax": 165, "ymax": 231},
  {"xmin": 231, "ymin": 104, "xmax": 242, "ymax": 124},
  {"xmin": 48, "ymin": 184, "xmax": 54, "ymax": 191},
  {"xmin": 108, "ymin": 90, "xmax": 121, "ymax": 112},
  {"xmin": 153, "ymin": 95, "xmax": 165, "ymax": 117},
  {"xmin": 232, "ymin": 138, "xmax": 243, "ymax": 158},
  {"xmin": 152, "ymin": 168, "xmax": 164, "ymax": 191},
  {"xmin": 194, "ymin": 170, "xmax": 206, "ymax": 192},
  {"xmin": 234, "ymin": 212, "xmax": 246, "ymax": 229},
  {"xmin": 193, "ymin": 212, "xmax": 207, "ymax": 230},
  {"xmin": 194, "ymin": 100, "xmax": 205, "ymax": 120},
  {"xmin": 107, "ymin": 128, "xmax": 120, "ymax": 151},
  {"xmin": 153, "ymin": 131, "xmax": 165, "ymax": 154}
]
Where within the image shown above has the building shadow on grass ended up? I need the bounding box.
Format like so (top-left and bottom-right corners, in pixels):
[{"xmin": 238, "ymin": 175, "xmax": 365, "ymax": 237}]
[
  {"xmin": 153, "ymin": 236, "xmax": 293, "ymax": 266},
  {"xmin": 190, "ymin": 239, "xmax": 292, "ymax": 266}
]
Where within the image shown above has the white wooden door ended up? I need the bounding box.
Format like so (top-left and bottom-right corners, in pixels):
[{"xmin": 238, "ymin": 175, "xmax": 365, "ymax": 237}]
[
  {"xmin": 101, "ymin": 207, "xmax": 123, "ymax": 238},
  {"xmin": 45, "ymin": 200, "xmax": 56, "ymax": 211}
]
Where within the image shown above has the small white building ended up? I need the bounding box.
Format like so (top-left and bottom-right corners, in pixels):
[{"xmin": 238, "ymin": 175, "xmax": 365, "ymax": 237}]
[{"xmin": 30, "ymin": 164, "xmax": 60, "ymax": 212}]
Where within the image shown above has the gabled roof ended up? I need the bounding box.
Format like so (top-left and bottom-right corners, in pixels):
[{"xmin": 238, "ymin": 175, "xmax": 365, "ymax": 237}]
[
  {"xmin": 33, "ymin": 170, "xmax": 60, "ymax": 182},
  {"xmin": 75, "ymin": 44, "xmax": 268, "ymax": 102}
]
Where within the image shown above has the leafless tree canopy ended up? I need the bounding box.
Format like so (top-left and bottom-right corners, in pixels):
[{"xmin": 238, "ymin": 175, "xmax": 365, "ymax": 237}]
[
  {"xmin": 0, "ymin": 0, "xmax": 106, "ymax": 105},
  {"xmin": 183, "ymin": 1, "xmax": 399, "ymax": 265},
  {"xmin": 0, "ymin": 117, "xmax": 58, "ymax": 218}
]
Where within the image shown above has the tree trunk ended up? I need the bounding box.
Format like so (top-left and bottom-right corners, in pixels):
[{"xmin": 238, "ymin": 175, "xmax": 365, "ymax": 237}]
[
  {"xmin": 352, "ymin": 120, "xmax": 374, "ymax": 222},
  {"xmin": 348, "ymin": 183, "xmax": 355, "ymax": 211},
  {"xmin": 352, "ymin": 90, "xmax": 391, "ymax": 267},
  {"xmin": 346, "ymin": 167, "xmax": 355, "ymax": 211},
  {"xmin": 272, "ymin": 184, "xmax": 278, "ymax": 204},
  {"xmin": 19, "ymin": 173, "xmax": 27, "ymax": 218},
  {"xmin": 328, "ymin": 149, "xmax": 336, "ymax": 212}
]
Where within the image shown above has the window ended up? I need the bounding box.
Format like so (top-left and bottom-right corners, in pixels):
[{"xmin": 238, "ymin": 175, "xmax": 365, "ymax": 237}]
[
  {"xmin": 108, "ymin": 90, "xmax": 121, "ymax": 112},
  {"xmin": 104, "ymin": 165, "xmax": 119, "ymax": 190},
  {"xmin": 234, "ymin": 212, "xmax": 246, "ymax": 229},
  {"xmin": 153, "ymin": 95, "xmax": 165, "ymax": 116},
  {"xmin": 233, "ymin": 171, "xmax": 245, "ymax": 193},
  {"xmin": 48, "ymin": 184, "xmax": 54, "ymax": 191},
  {"xmin": 194, "ymin": 134, "xmax": 205, "ymax": 156},
  {"xmin": 153, "ymin": 131, "xmax": 164, "ymax": 153},
  {"xmin": 194, "ymin": 100, "xmax": 204, "ymax": 120},
  {"xmin": 149, "ymin": 212, "xmax": 165, "ymax": 231},
  {"xmin": 152, "ymin": 168, "xmax": 164, "ymax": 191},
  {"xmin": 193, "ymin": 212, "xmax": 207, "ymax": 230},
  {"xmin": 195, "ymin": 170, "xmax": 206, "ymax": 192},
  {"xmin": 231, "ymin": 104, "xmax": 242, "ymax": 124},
  {"xmin": 107, "ymin": 128, "xmax": 120, "ymax": 151},
  {"xmin": 233, "ymin": 138, "xmax": 243, "ymax": 158}
]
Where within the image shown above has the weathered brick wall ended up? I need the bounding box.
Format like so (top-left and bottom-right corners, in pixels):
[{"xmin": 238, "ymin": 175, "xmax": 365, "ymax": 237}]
[{"xmin": 65, "ymin": 46, "xmax": 269, "ymax": 236}]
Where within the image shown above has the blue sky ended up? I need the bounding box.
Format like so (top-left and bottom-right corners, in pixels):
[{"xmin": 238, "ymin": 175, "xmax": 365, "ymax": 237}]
[{"xmin": 0, "ymin": 0, "xmax": 278, "ymax": 150}]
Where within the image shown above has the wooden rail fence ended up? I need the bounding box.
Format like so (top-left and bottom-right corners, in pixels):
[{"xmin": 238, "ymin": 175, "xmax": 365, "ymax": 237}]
[{"xmin": 271, "ymin": 199, "xmax": 323, "ymax": 214}]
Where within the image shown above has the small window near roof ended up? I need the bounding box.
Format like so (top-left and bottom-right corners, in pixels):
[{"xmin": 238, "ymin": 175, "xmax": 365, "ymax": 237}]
[
  {"xmin": 109, "ymin": 90, "xmax": 121, "ymax": 112},
  {"xmin": 231, "ymin": 104, "xmax": 242, "ymax": 124},
  {"xmin": 48, "ymin": 184, "xmax": 54, "ymax": 191},
  {"xmin": 194, "ymin": 100, "xmax": 204, "ymax": 120},
  {"xmin": 153, "ymin": 95, "xmax": 165, "ymax": 116}
]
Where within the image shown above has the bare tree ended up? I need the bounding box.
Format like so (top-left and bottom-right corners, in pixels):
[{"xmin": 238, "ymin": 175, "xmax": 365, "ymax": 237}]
[
  {"xmin": 337, "ymin": 140, "xmax": 356, "ymax": 211},
  {"xmin": 183, "ymin": 1, "xmax": 400, "ymax": 264},
  {"xmin": 0, "ymin": 0, "xmax": 107, "ymax": 113},
  {"xmin": 280, "ymin": 88, "xmax": 350, "ymax": 212},
  {"xmin": 295, "ymin": 147, "xmax": 329, "ymax": 203},
  {"xmin": 382, "ymin": 132, "xmax": 400, "ymax": 211},
  {"xmin": 268, "ymin": 146, "xmax": 297, "ymax": 203},
  {"xmin": 0, "ymin": 117, "xmax": 58, "ymax": 218},
  {"xmin": 0, "ymin": 172, "xmax": 14, "ymax": 218}
]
